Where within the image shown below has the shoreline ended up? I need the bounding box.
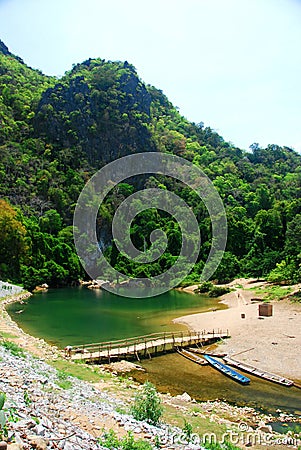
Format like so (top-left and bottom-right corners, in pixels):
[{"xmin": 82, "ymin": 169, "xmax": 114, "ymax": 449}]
[
  {"xmin": 2, "ymin": 280, "xmax": 301, "ymax": 383},
  {"xmin": 174, "ymin": 278, "xmax": 301, "ymax": 382},
  {"xmin": 0, "ymin": 290, "xmax": 62, "ymax": 359}
]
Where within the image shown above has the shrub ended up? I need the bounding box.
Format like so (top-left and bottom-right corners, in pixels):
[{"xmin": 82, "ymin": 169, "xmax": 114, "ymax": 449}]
[
  {"xmin": 131, "ymin": 381, "xmax": 163, "ymax": 425},
  {"xmin": 98, "ymin": 429, "xmax": 152, "ymax": 450},
  {"xmin": 183, "ymin": 420, "xmax": 193, "ymax": 442},
  {"xmin": 1, "ymin": 340, "xmax": 25, "ymax": 358},
  {"xmin": 208, "ymin": 286, "xmax": 231, "ymax": 297},
  {"xmin": 195, "ymin": 282, "xmax": 231, "ymax": 297},
  {"xmin": 56, "ymin": 370, "xmax": 72, "ymax": 389},
  {"xmin": 196, "ymin": 281, "xmax": 214, "ymax": 293},
  {"xmin": 0, "ymin": 392, "xmax": 6, "ymax": 440}
]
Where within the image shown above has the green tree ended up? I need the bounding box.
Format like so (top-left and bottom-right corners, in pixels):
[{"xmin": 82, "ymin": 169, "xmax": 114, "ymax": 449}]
[{"xmin": 0, "ymin": 200, "xmax": 28, "ymax": 280}]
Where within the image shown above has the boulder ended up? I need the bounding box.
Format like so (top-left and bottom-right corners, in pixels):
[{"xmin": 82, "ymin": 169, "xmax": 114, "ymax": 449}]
[{"xmin": 27, "ymin": 436, "xmax": 48, "ymax": 450}]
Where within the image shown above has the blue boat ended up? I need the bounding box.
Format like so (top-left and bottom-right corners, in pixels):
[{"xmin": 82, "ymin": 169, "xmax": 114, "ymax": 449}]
[{"xmin": 203, "ymin": 354, "xmax": 250, "ymax": 385}]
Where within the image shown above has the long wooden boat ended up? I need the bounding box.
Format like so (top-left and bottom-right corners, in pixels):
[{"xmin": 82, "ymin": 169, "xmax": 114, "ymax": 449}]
[
  {"xmin": 188, "ymin": 347, "xmax": 227, "ymax": 358},
  {"xmin": 203, "ymin": 354, "xmax": 250, "ymax": 385},
  {"xmin": 176, "ymin": 348, "xmax": 208, "ymax": 365},
  {"xmin": 224, "ymin": 356, "xmax": 293, "ymax": 387}
]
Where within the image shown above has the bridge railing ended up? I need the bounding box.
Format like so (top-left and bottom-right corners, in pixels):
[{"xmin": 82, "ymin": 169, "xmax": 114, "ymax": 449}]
[{"xmin": 71, "ymin": 329, "xmax": 229, "ymax": 357}]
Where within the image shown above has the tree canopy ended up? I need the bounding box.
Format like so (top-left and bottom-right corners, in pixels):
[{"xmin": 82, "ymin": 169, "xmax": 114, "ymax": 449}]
[{"xmin": 1, "ymin": 39, "xmax": 301, "ymax": 289}]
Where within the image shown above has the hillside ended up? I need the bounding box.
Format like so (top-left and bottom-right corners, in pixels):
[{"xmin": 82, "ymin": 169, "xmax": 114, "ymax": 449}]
[{"xmin": 0, "ymin": 39, "xmax": 301, "ymax": 290}]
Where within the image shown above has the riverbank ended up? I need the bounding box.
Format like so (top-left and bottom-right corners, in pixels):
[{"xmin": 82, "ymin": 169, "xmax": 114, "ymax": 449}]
[
  {"xmin": 1, "ymin": 286, "xmax": 301, "ymax": 449},
  {"xmin": 0, "ymin": 291, "xmax": 61, "ymax": 359},
  {"xmin": 174, "ymin": 278, "xmax": 301, "ymax": 382}
]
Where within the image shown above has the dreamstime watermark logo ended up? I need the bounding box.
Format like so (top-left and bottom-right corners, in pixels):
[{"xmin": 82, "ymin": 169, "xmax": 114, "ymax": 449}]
[
  {"xmin": 73, "ymin": 152, "xmax": 227, "ymax": 298},
  {"xmin": 154, "ymin": 422, "xmax": 301, "ymax": 448}
]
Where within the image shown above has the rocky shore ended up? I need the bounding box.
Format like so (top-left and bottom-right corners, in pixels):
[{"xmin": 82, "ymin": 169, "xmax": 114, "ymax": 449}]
[
  {"xmin": 1, "ymin": 288, "xmax": 301, "ymax": 449},
  {"xmin": 1, "ymin": 344, "xmax": 300, "ymax": 450},
  {"xmin": 0, "ymin": 344, "xmax": 192, "ymax": 450}
]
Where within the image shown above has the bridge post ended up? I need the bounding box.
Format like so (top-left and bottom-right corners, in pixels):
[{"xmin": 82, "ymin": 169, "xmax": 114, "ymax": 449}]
[{"xmin": 108, "ymin": 343, "xmax": 111, "ymax": 364}]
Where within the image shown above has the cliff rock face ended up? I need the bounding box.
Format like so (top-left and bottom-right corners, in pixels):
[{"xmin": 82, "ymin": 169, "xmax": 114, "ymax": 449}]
[
  {"xmin": 34, "ymin": 60, "xmax": 156, "ymax": 166},
  {"xmin": 0, "ymin": 39, "xmax": 10, "ymax": 55}
]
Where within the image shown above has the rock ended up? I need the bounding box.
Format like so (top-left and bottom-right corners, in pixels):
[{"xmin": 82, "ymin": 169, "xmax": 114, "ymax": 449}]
[
  {"xmin": 7, "ymin": 445, "xmax": 22, "ymax": 450},
  {"xmin": 0, "ymin": 442, "xmax": 7, "ymax": 450},
  {"xmin": 32, "ymin": 424, "xmax": 46, "ymax": 436},
  {"xmin": 27, "ymin": 436, "xmax": 48, "ymax": 450},
  {"xmin": 175, "ymin": 392, "xmax": 191, "ymax": 402},
  {"xmin": 257, "ymin": 424, "xmax": 273, "ymax": 434},
  {"xmin": 63, "ymin": 443, "xmax": 75, "ymax": 450}
]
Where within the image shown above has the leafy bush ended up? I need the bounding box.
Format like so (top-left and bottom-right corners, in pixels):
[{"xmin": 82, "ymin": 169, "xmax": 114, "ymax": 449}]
[
  {"xmin": 1, "ymin": 340, "xmax": 25, "ymax": 358},
  {"xmin": 0, "ymin": 392, "xmax": 6, "ymax": 439},
  {"xmin": 98, "ymin": 429, "xmax": 152, "ymax": 450},
  {"xmin": 208, "ymin": 286, "xmax": 231, "ymax": 297},
  {"xmin": 267, "ymin": 260, "xmax": 295, "ymax": 284},
  {"xmin": 183, "ymin": 420, "xmax": 193, "ymax": 442},
  {"xmin": 131, "ymin": 381, "xmax": 163, "ymax": 425},
  {"xmin": 196, "ymin": 281, "xmax": 214, "ymax": 293},
  {"xmin": 196, "ymin": 282, "xmax": 230, "ymax": 297},
  {"xmin": 56, "ymin": 370, "xmax": 72, "ymax": 389}
]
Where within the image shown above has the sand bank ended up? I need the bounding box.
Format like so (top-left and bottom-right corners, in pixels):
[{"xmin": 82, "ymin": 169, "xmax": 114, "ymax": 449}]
[{"xmin": 174, "ymin": 279, "xmax": 301, "ymax": 382}]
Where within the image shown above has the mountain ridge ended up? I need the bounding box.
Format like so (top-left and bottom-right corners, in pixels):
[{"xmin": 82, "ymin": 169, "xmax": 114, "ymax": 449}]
[{"xmin": 0, "ymin": 39, "xmax": 301, "ymax": 290}]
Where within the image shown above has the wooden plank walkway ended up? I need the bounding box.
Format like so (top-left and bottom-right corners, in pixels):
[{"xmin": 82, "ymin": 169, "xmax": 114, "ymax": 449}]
[{"xmin": 70, "ymin": 330, "xmax": 229, "ymax": 363}]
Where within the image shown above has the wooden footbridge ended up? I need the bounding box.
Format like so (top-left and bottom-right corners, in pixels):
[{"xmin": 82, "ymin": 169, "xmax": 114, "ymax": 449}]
[{"xmin": 70, "ymin": 329, "xmax": 229, "ymax": 363}]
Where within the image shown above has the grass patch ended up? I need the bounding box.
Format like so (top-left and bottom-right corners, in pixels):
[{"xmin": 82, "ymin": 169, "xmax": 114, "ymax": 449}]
[
  {"xmin": 162, "ymin": 403, "xmax": 227, "ymax": 441},
  {"xmin": 265, "ymin": 285, "xmax": 292, "ymax": 301},
  {"xmin": 1, "ymin": 340, "xmax": 26, "ymax": 358},
  {"xmin": 56, "ymin": 369, "xmax": 73, "ymax": 389},
  {"xmin": 0, "ymin": 332, "xmax": 18, "ymax": 339},
  {"xmin": 246, "ymin": 284, "xmax": 292, "ymax": 301},
  {"xmin": 48, "ymin": 358, "xmax": 112, "ymax": 384}
]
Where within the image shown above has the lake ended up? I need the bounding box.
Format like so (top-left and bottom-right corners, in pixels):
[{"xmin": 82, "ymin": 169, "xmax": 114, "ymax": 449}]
[
  {"xmin": 7, "ymin": 287, "xmax": 224, "ymax": 347},
  {"xmin": 7, "ymin": 287, "xmax": 301, "ymax": 416}
]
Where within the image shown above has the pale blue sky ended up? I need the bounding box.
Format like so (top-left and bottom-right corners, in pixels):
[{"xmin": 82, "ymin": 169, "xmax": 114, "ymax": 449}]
[{"xmin": 0, "ymin": 0, "xmax": 301, "ymax": 151}]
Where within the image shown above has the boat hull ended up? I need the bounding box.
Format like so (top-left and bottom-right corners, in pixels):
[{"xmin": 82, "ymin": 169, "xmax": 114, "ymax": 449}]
[{"xmin": 203, "ymin": 354, "xmax": 250, "ymax": 385}]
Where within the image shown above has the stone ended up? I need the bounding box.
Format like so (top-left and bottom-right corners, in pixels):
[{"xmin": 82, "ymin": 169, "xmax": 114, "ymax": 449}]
[
  {"xmin": 0, "ymin": 442, "xmax": 7, "ymax": 450},
  {"xmin": 175, "ymin": 392, "xmax": 191, "ymax": 402},
  {"xmin": 63, "ymin": 443, "xmax": 75, "ymax": 450},
  {"xmin": 7, "ymin": 445, "xmax": 22, "ymax": 450},
  {"xmin": 257, "ymin": 424, "xmax": 273, "ymax": 434},
  {"xmin": 27, "ymin": 436, "xmax": 48, "ymax": 450}
]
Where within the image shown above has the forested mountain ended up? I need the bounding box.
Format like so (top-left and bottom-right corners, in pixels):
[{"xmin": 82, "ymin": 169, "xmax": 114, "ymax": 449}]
[{"xmin": 1, "ymin": 39, "xmax": 301, "ymax": 290}]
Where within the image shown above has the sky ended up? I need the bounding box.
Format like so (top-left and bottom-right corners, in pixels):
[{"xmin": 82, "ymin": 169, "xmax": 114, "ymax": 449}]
[{"xmin": 0, "ymin": 0, "xmax": 301, "ymax": 151}]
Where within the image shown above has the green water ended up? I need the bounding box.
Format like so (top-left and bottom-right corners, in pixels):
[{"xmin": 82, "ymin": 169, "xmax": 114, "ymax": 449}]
[
  {"xmin": 132, "ymin": 353, "xmax": 301, "ymax": 416},
  {"xmin": 7, "ymin": 287, "xmax": 224, "ymax": 347},
  {"xmin": 7, "ymin": 287, "xmax": 301, "ymax": 417}
]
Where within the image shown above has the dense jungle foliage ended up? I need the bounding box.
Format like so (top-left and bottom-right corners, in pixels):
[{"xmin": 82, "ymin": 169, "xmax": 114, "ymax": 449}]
[{"xmin": 0, "ymin": 39, "xmax": 301, "ymax": 291}]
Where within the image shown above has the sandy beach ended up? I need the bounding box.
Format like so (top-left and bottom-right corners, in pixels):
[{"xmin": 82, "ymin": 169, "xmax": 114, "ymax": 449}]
[{"xmin": 174, "ymin": 279, "xmax": 301, "ymax": 382}]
